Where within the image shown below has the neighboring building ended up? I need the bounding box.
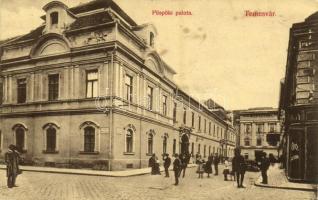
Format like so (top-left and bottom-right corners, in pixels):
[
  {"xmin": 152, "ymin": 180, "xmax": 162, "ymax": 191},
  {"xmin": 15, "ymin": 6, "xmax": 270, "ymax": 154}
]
[
  {"xmin": 0, "ymin": 0, "xmax": 231, "ymax": 170},
  {"xmin": 279, "ymin": 12, "xmax": 318, "ymax": 182},
  {"xmin": 233, "ymin": 108, "xmax": 281, "ymax": 161},
  {"xmin": 204, "ymin": 99, "xmax": 237, "ymax": 158}
]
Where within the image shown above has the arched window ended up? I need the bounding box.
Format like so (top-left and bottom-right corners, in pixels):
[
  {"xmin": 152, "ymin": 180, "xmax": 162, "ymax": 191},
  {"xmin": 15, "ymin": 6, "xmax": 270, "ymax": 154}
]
[
  {"xmin": 16, "ymin": 128, "xmax": 25, "ymax": 152},
  {"xmin": 46, "ymin": 127, "xmax": 56, "ymax": 152},
  {"xmin": 147, "ymin": 133, "xmax": 154, "ymax": 154},
  {"xmin": 163, "ymin": 136, "xmax": 167, "ymax": 154},
  {"xmin": 126, "ymin": 129, "xmax": 133, "ymax": 153},
  {"xmin": 84, "ymin": 127, "xmax": 95, "ymax": 152}
]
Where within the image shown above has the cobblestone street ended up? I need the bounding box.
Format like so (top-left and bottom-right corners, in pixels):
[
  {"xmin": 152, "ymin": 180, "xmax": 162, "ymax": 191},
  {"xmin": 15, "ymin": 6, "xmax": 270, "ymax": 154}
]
[{"xmin": 0, "ymin": 167, "xmax": 315, "ymax": 200}]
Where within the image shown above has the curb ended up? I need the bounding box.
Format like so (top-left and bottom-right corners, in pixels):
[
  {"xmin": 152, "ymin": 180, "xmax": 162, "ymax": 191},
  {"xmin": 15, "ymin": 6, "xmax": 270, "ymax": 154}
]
[
  {"xmin": 254, "ymin": 182, "xmax": 317, "ymax": 192},
  {"xmin": 0, "ymin": 164, "xmax": 197, "ymax": 178}
]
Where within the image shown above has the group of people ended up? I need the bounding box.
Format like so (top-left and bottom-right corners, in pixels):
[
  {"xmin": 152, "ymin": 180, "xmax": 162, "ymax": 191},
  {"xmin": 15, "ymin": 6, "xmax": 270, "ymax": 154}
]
[
  {"xmin": 148, "ymin": 148, "xmax": 272, "ymax": 188},
  {"xmin": 148, "ymin": 153, "xmax": 190, "ymax": 185}
]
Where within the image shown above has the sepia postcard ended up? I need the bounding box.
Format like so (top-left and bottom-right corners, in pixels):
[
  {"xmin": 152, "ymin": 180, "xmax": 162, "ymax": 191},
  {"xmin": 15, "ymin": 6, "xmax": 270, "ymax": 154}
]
[{"xmin": 0, "ymin": 0, "xmax": 317, "ymax": 199}]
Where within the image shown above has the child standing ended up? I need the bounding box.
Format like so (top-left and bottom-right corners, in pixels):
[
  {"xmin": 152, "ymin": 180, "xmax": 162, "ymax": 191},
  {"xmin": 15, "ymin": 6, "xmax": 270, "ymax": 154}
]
[
  {"xmin": 196, "ymin": 157, "xmax": 205, "ymax": 178},
  {"xmin": 223, "ymin": 158, "xmax": 230, "ymax": 181}
]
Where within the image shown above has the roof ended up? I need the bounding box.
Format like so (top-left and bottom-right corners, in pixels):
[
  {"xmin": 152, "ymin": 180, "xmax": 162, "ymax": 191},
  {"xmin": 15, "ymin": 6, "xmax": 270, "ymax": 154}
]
[
  {"xmin": 69, "ymin": 0, "xmax": 137, "ymax": 26},
  {"xmin": 69, "ymin": 12, "xmax": 113, "ymax": 30},
  {"xmin": 305, "ymin": 11, "xmax": 318, "ymax": 22},
  {"xmin": 1, "ymin": 26, "xmax": 45, "ymax": 46}
]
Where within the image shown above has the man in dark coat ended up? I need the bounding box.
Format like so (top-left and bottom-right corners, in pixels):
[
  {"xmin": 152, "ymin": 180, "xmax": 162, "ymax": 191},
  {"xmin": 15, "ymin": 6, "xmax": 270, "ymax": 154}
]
[
  {"xmin": 260, "ymin": 152, "xmax": 270, "ymax": 184},
  {"xmin": 213, "ymin": 153, "xmax": 220, "ymax": 175},
  {"xmin": 173, "ymin": 153, "xmax": 182, "ymax": 185},
  {"xmin": 232, "ymin": 148, "xmax": 246, "ymax": 188},
  {"xmin": 163, "ymin": 153, "xmax": 171, "ymax": 177},
  {"xmin": 5, "ymin": 144, "xmax": 21, "ymax": 188},
  {"xmin": 180, "ymin": 153, "xmax": 190, "ymax": 178}
]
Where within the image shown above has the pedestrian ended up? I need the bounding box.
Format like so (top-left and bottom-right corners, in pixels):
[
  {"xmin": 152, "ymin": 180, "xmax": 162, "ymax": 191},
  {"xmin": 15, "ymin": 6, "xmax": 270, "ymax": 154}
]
[
  {"xmin": 260, "ymin": 152, "xmax": 270, "ymax": 184},
  {"xmin": 149, "ymin": 154, "xmax": 160, "ymax": 175},
  {"xmin": 213, "ymin": 153, "xmax": 220, "ymax": 175},
  {"xmin": 173, "ymin": 153, "xmax": 182, "ymax": 185},
  {"xmin": 196, "ymin": 157, "xmax": 205, "ymax": 179},
  {"xmin": 180, "ymin": 153, "xmax": 190, "ymax": 178},
  {"xmin": 163, "ymin": 153, "xmax": 171, "ymax": 177},
  {"xmin": 223, "ymin": 157, "xmax": 230, "ymax": 181},
  {"xmin": 5, "ymin": 144, "xmax": 21, "ymax": 188},
  {"xmin": 205, "ymin": 155, "xmax": 213, "ymax": 178},
  {"xmin": 232, "ymin": 148, "xmax": 246, "ymax": 188}
]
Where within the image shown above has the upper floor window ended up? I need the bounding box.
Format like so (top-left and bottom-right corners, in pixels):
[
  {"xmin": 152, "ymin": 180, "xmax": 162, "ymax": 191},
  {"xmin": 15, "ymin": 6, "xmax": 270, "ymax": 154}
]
[
  {"xmin": 204, "ymin": 119, "xmax": 207, "ymax": 133},
  {"xmin": 198, "ymin": 116, "xmax": 201, "ymax": 130},
  {"xmin": 48, "ymin": 74, "xmax": 59, "ymax": 101},
  {"xmin": 221, "ymin": 128, "xmax": 223, "ymax": 139},
  {"xmin": 0, "ymin": 81, "xmax": 3, "ymax": 105},
  {"xmin": 125, "ymin": 75, "xmax": 133, "ymax": 102},
  {"xmin": 162, "ymin": 95, "xmax": 167, "ymax": 116},
  {"xmin": 17, "ymin": 78, "xmax": 26, "ymax": 103},
  {"xmin": 150, "ymin": 32, "xmax": 154, "ymax": 47},
  {"xmin": 213, "ymin": 125, "xmax": 216, "ymax": 137},
  {"xmin": 209, "ymin": 122, "xmax": 211, "ymax": 135},
  {"xmin": 245, "ymin": 124, "xmax": 251, "ymax": 134},
  {"xmin": 86, "ymin": 70, "xmax": 98, "ymax": 98},
  {"xmin": 147, "ymin": 86, "xmax": 153, "ymax": 110},
  {"xmin": 244, "ymin": 137, "xmax": 250, "ymax": 146},
  {"xmin": 217, "ymin": 126, "xmax": 219, "ymax": 138},
  {"xmin": 191, "ymin": 112, "xmax": 195, "ymax": 127},
  {"xmin": 50, "ymin": 12, "xmax": 58, "ymax": 26},
  {"xmin": 257, "ymin": 137, "xmax": 262, "ymax": 146},
  {"xmin": 269, "ymin": 123, "xmax": 276, "ymax": 132},
  {"xmin": 183, "ymin": 107, "xmax": 187, "ymax": 124},
  {"xmin": 257, "ymin": 124, "xmax": 264, "ymax": 133},
  {"xmin": 173, "ymin": 102, "xmax": 177, "ymax": 122}
]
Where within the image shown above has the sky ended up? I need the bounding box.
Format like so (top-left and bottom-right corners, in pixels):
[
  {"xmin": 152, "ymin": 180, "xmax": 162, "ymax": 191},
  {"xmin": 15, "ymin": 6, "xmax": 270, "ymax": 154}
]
[{"xmin": 0, "ymin": 0, "xmax": 317, "ymax": 110}]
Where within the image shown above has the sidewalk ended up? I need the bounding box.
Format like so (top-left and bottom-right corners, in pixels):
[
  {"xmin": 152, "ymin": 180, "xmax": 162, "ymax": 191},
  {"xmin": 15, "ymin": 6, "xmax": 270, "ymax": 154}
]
[
  {"xmin": 254, "ymin": 164, "xmax": 317, "ymax": 192},
  {"xmin": 0, "ymin": 164, "xmax": 197, "ymax": 177}
]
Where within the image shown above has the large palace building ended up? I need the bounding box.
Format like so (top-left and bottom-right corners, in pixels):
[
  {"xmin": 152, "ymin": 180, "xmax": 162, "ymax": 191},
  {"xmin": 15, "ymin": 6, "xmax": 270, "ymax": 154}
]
[
  {"xmin": 0, "ymin": 0, "xmax": 236, "ymax": 170},
  {"xmin": 234, "ymin": 108, "xmax": 282, "ymax": 161}
]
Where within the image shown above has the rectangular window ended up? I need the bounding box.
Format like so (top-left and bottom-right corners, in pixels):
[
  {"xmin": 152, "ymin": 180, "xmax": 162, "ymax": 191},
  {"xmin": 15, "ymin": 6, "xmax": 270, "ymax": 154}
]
[
  {"xmin": 125, "ymin": 75, "xmax": 133, "ymax": 102},
  {"xmin": 183, "ymin": 107, "xmax": 187, "ymax": 124},
  {"xmin": 221, "ymin": 129, "xmax": 223, "ymax": 139},
  {"xmin": 217, "ymin": 127, "xmax": 219, "ymax": 138},
  {"xmin": 213, "ymin": 125, "xmax": 216, "ymax": 137},
  {"xmin": 191, "ymin": 112, "xmax": 195, "ymax": 127},
  {"xmin": 209, "ymin": 122, "xmax": 211, "ymax": 135},
  {"xmin": 257, "ymin": 124, "xmax": 264, "ymax": 133},
  {"xmin": 17, "ymin": 78, "xmax": 26, "ymax": 103},
  {"xmin": 198, "ymin": 144, "xmax": 201, "ymax": 154},
  {"xmin": 209, "ymin": 146, "xmax": 211, "ymax": 156},
  {"xmin": 269, "ymin": 123, "xmax": 276, "ymax": 132},
  {"xmin": 204, "ymin": 145, "xmax": 206, "ymax": 157},
  {"xmin": 245, "ymin": 124, "xmax": 251, "ymax": 134},
  {"xmin": 0, "ymin": 81, "xmax": 3, "ymax": 105},
  {"xmin": 162, "ymin": 95, "xmax": 167, "ymax": 116},
  {"xmin": 198, "ymin": 116, "xmax": 201, "ymax": 130},
  {"xmin": 204, "ymin": 119, "xmax": 207, "ymax": 133},
  {"xmin": 147, "ymin": 86, "xmax": 153, "ymax": 110},
  {"xmin": 257, "ymin": 137, "xmax": 262, "ymax": 146},
  {"xmin": 50, "ymin": 12, "xmax": 58, "ymax": 25},
  {"xmin": 48, "ymin": 74, "xmax": 59, "ymax": 101},
  {"xmin": 86, "ymin": 70, "xmax": 98, "ymax": 98},
  {"xmin": 173, "ymin": 102, "xmax": 177, "ymax": 122}
]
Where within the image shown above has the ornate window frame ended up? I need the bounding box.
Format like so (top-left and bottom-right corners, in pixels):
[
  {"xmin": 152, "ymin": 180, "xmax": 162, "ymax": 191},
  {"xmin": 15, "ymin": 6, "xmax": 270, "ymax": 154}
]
[
  {"xmin": 79, "ymin": 121, "xmax": 100, "ymax": 154},
  {"xmin": 12, "ymin": 123, "xmax": 28, "ymax": 153},
  {"xmin": 124, "ymin": 124, "xmax": 136, "ymax": 155},
  {"xmin": 42, "ymin": 123, "xmax": 60, "ymax": 153}
]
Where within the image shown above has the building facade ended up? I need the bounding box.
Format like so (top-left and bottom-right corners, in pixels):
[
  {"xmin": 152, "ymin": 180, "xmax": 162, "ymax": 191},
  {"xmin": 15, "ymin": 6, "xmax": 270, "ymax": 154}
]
[
  {"xmin": 279, "ymin": 12, "xmax": 318, "ymax": 182},
  {"xmin": 0, "ymin": 0, "xmax": 235, "ymax": 170},
  {"xmin": 234, "ymin": 108, "xmax": 281, "ymax": 161}
]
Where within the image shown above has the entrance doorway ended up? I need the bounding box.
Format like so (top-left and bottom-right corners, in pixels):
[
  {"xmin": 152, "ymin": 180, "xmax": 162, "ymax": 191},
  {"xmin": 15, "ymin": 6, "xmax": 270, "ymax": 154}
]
[{"xmin": 181, "ymin": 134, "xmax": 189, "ymax": 154}]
